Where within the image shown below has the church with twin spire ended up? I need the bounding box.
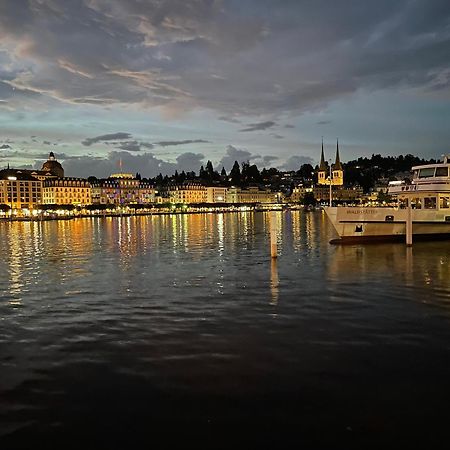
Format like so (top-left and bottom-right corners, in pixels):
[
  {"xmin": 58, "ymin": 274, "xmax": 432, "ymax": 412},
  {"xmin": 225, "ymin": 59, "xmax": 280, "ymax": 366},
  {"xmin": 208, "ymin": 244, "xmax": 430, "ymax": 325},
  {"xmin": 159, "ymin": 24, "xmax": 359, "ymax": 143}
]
[{"xmin": 317, "ymin": 140, "xmax": 343, "ymax": 186}]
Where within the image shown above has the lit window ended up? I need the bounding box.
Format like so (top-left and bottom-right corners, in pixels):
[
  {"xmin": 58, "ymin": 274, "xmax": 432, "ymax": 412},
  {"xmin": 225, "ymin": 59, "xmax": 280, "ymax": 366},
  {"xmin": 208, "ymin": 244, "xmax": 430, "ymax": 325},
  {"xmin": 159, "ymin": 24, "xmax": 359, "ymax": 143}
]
[{"xmin": 439, "ymin": 197, "xmax": 450, "ymax": 209}]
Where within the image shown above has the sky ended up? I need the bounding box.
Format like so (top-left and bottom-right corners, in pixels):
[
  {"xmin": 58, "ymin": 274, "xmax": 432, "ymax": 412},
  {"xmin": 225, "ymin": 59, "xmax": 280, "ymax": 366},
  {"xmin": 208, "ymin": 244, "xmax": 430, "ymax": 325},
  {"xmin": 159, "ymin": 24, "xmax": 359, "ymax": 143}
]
[{"xmin": 0, "ymin": 0, "xmax": 449, "ymax": 178}]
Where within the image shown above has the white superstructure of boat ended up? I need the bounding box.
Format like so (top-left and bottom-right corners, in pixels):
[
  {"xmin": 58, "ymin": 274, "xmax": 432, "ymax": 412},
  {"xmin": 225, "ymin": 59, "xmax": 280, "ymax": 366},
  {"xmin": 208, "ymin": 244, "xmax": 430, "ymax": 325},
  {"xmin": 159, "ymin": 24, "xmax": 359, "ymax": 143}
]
[{"xmin": 325, "ymin": 155, "xmax": 450, "ymax": 243}]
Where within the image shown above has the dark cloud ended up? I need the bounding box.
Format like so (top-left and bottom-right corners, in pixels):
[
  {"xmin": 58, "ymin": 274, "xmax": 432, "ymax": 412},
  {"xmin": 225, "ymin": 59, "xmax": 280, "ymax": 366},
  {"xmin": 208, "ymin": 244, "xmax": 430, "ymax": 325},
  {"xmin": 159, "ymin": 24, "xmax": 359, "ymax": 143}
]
[
  {"xmin": 0, "ymin": 144, "xmax": 11, "ymax": 149},
  {"xmin": 117, "ymin": 141, "xmax": 141, "ymax": 152},
  {"xmin": 175, "ymin": 152, "xmax": 205, "ymax": 172},
  {"xmin": 15, "ymin": 164, "xmax": 34, "ymax": 170},
  {"xmin": 1, "ymin": 0, "xmax": 448, "ymax": 116},
  {"xmin": 271, "ymin": 134, "xmax": 284, "ymax": 139},
  {"xmin": 43, "ymin": 140, "xmax": 52, "ymax": 145},
  {"xmin": 240, "ymin": 121, "xmax": 276, "ymax": 132},
  {"xmin": 218, "ymin": 116, "xmax": 242, "ymax": 124},
  {"xmin": 60, "ymin": 151, "xmax": 204, "ymax": 178},
  {"xmin": 284, "ymin": 124, "xmax": 295, "ymax": 129},
  {"xmin": 1, "ymin": 151, "xmax": 81, "ymax": 163},
  {"xmin": 317, "ymin": 120, "xmax": 332, "ymax": 125},
  {"xmin": 216, "ymin": 145, "xmax": 254, "ymax": 171},
  {"xmin": 263, "ymin": 155, "xmax": 279, "ymax": 164},
  {"xmin": 154, "ymin": 139, "xmax": 209, "ymax": 147},
  {"xmin": 82, "ymin": 132, "xmax": 132, "ymax": 146},
  {"xmin": 115, "ymin": 141, "xmax": 153, "ymax": 152},
  {"xmin": 279, "ymin": 155, "xmax": 315, "ymax": 171}
]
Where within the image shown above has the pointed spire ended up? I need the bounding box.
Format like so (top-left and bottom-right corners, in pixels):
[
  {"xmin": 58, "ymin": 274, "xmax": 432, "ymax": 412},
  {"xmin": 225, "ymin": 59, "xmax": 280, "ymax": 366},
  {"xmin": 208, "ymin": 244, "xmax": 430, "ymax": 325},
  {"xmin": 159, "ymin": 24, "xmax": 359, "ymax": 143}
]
[
  {"xmin": 319, "ymin": 137, "xmax": 327, "ymax": 170},
  {"xmin": 334, "ymin": 139, "xmax": 342, "ymax": 170}
]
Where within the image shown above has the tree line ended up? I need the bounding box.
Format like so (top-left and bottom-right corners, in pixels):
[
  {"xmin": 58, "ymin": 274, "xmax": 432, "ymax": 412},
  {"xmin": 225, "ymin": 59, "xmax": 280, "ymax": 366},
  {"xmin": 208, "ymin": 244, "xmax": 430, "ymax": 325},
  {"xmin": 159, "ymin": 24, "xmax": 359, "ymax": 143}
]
[{"xmin": 86, "ymin": 153, "xmax": 437, "ymax": 193}]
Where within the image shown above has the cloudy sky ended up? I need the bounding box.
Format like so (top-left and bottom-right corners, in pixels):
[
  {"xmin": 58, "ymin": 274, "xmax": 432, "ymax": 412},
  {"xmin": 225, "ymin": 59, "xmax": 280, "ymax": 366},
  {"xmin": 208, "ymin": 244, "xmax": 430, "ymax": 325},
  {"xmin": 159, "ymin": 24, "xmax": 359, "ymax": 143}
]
[{"xmin": 0, "ymin": 0, "xmax": 449, "ymax": 177}]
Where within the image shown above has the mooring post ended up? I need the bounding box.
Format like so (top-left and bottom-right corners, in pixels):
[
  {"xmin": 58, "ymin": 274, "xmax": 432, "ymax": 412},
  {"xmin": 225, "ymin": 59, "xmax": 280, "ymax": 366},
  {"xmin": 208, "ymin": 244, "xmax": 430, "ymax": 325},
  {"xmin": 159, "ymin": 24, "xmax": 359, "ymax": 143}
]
[
  {"xmin": 406, "ymin": 198, "xmax": 413, "ymax": 246},
  {"xmin": 270, "ymin": 210, "xmax": 278, "ymax": 258}
]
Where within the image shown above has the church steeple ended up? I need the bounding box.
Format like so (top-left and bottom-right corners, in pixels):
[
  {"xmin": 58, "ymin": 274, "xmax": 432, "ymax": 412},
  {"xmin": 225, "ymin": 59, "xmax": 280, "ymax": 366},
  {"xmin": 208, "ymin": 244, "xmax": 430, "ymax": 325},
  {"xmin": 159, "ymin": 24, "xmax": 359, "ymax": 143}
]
[
  {"xmin": 334, "ymin": 139, "xmax": 342, "ymax": 170},
  {"xmin": 317, "ymin": 138, "xmax": 329, "ymax": 185},
  {"xmin": 319, "ymin": 137, "xmax": 327, "ymax": 171},
  {"xmin": 330, "ymin": 139, "xmax": 343, "ymax": 186}
]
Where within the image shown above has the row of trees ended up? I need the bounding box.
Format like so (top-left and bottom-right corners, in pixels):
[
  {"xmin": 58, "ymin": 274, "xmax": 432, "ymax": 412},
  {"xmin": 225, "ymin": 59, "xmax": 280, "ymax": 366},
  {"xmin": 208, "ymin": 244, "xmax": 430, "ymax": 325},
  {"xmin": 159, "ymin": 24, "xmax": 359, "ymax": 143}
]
[
  {"xmin": 73, "ymin": 153, "xmax": 440, "ymax": 193},
  {"xmin": 137, "ymin": 160, "xmax": 286, "ymax": 188},
  {"xmin": 141, "ymin": 153, "xmax": 431, "ymax": 192},
  {"xmin": 343, "ymin": 154, "xmax": 435, "ymax": 192}
]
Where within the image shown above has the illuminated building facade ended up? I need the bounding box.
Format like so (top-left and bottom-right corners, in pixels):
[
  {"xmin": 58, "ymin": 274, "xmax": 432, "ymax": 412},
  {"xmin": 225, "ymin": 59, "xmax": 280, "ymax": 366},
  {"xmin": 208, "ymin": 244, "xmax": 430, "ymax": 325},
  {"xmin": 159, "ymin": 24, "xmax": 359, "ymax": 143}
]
[
  {"xmin": 290, "ymin": 185, "xmax": 363, "ymax": 203},
  {"xmin": 227, "ymin": 186, "xmax": 277, "ymax": 204},
  {"xmin": 168, "ymin": 182, "xmax": 208, "ymax": 204},
  {"xmin": 317, "ymin": 140, "xmax": 344, "ymax": 186},
  {"xmin": 0, "ymin": 169, "xmax": 42, "ymax": 210},
  {"xmin": 91, "ymin": 173, "xmax": 155, "ymax": 205},
  {"xmin": 42, "ymin": 178, "xmax": 92, "ymax": 205},
  {"xmin": 206, "ymin": 186, "xmax": 228, "ymax": 203}
]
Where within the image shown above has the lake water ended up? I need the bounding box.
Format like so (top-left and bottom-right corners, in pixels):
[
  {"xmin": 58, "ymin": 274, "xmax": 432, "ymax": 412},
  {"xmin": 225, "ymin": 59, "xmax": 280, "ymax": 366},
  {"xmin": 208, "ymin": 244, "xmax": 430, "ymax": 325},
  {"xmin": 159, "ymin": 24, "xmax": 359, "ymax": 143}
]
[{"xmin": 1, "ymin": 211, "xmax": 450, "ymax": 448}]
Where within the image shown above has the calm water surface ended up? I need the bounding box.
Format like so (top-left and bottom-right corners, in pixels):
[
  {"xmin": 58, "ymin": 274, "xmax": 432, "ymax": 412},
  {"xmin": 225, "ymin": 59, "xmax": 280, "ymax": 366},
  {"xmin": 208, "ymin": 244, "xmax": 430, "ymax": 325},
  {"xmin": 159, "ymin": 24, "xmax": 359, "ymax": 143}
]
[{"xmin": 1, "ymin": 211, "xmax": 450, "ymax": 448}]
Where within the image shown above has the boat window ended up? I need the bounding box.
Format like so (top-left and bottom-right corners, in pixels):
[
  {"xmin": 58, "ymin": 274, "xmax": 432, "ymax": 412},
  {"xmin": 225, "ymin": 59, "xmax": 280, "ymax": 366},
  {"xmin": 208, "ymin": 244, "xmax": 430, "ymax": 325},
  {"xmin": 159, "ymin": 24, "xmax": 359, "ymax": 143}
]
[
  {"xmin": 424, "ymin": 197, "xmax": 436, "ymax": 209},
  {"xmin": 435, "ymin": 167, "xmax": 449, "ymax": 177},
  {"xmin": 418, "ymin": 168, "xmax": 435, "ymax": 178},
  {"xmin": 411, "ymin": 198, "xmax": 422, "ymax": 209},
  {"xmin": 440, "ymin": 197, "xmax": 450, "ymax": 209}
]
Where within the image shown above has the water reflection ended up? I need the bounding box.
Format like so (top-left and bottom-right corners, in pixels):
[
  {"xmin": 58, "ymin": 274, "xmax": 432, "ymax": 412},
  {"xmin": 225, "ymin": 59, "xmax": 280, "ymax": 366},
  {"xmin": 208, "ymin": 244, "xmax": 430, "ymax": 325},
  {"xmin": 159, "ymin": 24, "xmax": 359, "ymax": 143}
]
[
  {"xmin": 327, "ymin": 241, "xmax": 450, "ymax": 310},
  {"xmin": 2, "ymin": 211, "xmax": 450, "ymax": 446},
  {"xmin": 270, "ymin": 258, "xmax": 279, "ymax": 306}
]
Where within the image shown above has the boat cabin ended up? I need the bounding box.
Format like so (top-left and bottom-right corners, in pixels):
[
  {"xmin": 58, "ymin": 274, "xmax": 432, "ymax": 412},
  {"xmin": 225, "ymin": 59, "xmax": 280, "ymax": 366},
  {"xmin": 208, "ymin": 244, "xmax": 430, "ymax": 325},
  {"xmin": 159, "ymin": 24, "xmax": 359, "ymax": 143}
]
[{"xmin": 388, "ymin": 154, "xmax": 450, "ymax": 211}]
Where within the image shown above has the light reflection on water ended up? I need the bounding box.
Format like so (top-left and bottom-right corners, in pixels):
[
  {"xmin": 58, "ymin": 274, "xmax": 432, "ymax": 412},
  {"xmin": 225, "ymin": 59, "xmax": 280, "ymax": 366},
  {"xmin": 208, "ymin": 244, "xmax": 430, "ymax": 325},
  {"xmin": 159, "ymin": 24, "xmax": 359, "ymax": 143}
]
[{"xmin": 1, "ymin": 210, "xmax": 450, "ymax": 446}]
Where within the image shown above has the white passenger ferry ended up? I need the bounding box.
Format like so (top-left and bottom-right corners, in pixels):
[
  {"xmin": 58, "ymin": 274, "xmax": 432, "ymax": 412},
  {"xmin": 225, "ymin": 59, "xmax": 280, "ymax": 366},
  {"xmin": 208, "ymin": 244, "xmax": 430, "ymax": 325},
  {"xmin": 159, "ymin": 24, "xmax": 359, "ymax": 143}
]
[{"xmin": 325, "ymin": 155, "xmax": 450, "ymax": 243}]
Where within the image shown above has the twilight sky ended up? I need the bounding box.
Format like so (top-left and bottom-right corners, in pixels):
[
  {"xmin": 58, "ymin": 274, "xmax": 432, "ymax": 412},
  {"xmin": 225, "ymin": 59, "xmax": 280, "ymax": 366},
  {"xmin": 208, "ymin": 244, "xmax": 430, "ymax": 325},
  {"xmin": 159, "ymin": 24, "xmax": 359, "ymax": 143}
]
[{"xmin": 0, "ymin": 0, "xmax": 449, "ymax": 177}]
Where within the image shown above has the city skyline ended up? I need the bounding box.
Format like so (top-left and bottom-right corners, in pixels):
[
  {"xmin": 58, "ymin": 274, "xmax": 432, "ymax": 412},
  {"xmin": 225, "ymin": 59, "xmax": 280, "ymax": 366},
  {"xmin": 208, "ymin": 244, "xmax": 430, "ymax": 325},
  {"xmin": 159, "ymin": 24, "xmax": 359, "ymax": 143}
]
[{"xmin": 1, "ymin": 0, "xmax": 450, "ymax": 177}]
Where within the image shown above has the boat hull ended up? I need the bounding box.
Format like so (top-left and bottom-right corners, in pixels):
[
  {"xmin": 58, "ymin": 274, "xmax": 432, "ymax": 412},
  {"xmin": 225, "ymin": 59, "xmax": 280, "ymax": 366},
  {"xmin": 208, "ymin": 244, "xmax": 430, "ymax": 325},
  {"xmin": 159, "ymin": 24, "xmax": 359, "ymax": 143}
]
[{"xmin": 324, "ymin": 206, "xmax": 450, "ymax": 244}]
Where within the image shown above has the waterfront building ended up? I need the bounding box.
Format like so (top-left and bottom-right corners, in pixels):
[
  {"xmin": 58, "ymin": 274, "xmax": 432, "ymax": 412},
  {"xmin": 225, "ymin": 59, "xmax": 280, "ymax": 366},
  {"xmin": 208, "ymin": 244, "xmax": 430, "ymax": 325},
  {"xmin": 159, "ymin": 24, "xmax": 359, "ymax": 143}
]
[
  {"xmin": 168, "ymin": 181, "xmax": 208, "ymax": 204},
  {"xmin": 313, "ymin": 185, "xmax": 363, "ymax": 203},
  {"xmin": 41, "ymin": 152, "xmax": 64, "ymax": 178},
  {"xmin": 226, "ymin": 186, "xmax": 277, "ymax": 204},
  {"xmin": 91, "ymin": 173, "xmax": 155, "ymax": 205},
  {"xmin": 10, "ymin": 152, "xmax": 65, "ymax": 182},
  {"xmin": 290, "ymin": 184, "xmax": 362, "ymax": 204},
  {"xmin": 42, "ymin": 178, "xmax": 92, "ymax": 206},
  {"xmin": 0, "ymin": 168, "xmax": 43, "ymax": 210},
  {"xmin": 290, "ymin": 185, "xmax": 313, "ymax": 203},
  {"xmin": 206, "ymin": 186, "xmax": 228, "ymax": 203}
]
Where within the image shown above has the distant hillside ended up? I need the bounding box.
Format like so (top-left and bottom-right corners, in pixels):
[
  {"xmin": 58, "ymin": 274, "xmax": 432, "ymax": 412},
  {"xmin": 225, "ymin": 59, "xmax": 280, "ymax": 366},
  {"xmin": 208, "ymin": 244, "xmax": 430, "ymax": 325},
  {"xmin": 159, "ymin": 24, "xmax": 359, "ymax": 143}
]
[{"xmin": 343, "ymin": 154, "xmax": 436, "ymax": 192}]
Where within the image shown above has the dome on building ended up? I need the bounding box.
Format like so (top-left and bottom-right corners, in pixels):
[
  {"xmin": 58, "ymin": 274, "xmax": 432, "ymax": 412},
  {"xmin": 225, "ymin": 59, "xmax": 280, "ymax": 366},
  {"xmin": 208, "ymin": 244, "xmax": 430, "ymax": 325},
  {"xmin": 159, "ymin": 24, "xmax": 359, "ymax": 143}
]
[{"xmin": 41, "ymin": 152, "xmax": 64, "ymax": 178}]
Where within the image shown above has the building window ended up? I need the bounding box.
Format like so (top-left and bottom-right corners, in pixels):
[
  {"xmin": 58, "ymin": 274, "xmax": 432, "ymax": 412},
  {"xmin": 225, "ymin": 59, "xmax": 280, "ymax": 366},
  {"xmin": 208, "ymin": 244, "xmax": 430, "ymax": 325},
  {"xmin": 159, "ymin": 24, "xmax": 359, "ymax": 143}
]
[
  {"xmin": 424, "ymin": 197, "xmax": 436, "ymax": 209},
  {"xmin": 439, "ymin": 197, "xmax": 450, "ymax": 209}
]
